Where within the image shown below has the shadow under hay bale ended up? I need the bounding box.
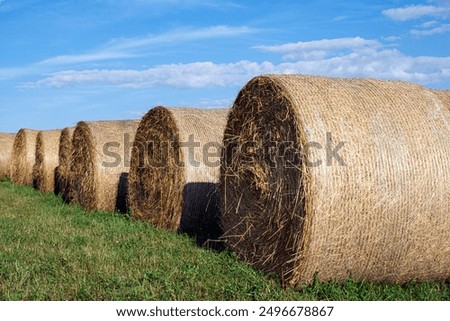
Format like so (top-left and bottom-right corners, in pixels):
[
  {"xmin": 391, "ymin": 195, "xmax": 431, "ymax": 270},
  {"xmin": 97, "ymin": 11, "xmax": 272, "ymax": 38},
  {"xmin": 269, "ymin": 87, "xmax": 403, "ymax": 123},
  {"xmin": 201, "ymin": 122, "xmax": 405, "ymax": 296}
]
[
  {"xmin": 115, "ymin": 172, "xmax": 129, "ymax": 214},
  {"xmin": 221, "ymin": 74, "xmax": 450, "ymax": 287},
  {"xmin": 128, "ymin": 106, "xmax": 229, "ymax": 244},
  {"xmin": 32, "ymin": 129, "xmax": 62, "ymax": 193},
  {"xmin": 55, "ymin": 127, "xmax": 74, "ymax": 202},
  {"xmin": 10, "ymin": 129, "xmax": 39, "ymax": 186},
  {"xmin": 70, "ymin": 120, "xmax": 139, "ymax": 212},
  {"xmin": 0, "ymin": 133, "xmax": 16, "ymax": 179},
  {"xmin": 178, "ymin": 182, "xmax": 223, "ymax": 248}
]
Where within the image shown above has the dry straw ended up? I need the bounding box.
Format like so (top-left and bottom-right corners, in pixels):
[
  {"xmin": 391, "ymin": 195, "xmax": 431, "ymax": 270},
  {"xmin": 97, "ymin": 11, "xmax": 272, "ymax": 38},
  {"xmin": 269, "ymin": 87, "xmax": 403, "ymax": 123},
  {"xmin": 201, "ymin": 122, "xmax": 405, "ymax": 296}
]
[
  {"xmin": 432, "ymin": 90, "xmax": 450, "ymax": 110},
  {"xmin": 0, "ymin": 133, "xmax": 16, "ymax": 178},
  {"xmin": 32, "ymin": 129, "xmax": 62, "ymax": 193},
  {"xmin": 10, "ymin": 129, "xmax": 39, "ymax": 185},
  {"xmin": 55, "ymin": 127, "xmax": 74, "ymax": 202},
  {"xmin": 128, "ymin": 107, "xmax": 229, "ymax": 244},
  {"xmin": 221, "ymin": 74, "xmax": 450, "ymax": 286},
  {"xmin": 70, "ymin": 120, "xmax": 140, "ymax": 212}
]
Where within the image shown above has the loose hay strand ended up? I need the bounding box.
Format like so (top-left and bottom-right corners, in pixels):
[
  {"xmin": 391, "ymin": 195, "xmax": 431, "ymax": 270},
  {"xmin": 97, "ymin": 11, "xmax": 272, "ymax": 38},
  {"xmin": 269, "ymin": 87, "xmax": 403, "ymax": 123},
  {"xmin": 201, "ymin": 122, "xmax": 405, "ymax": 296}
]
[
  {"xmin": 70, "ymin": 120, "xmax": 140, "ymax": 212},
  {"xmin": 221, "ymin": 74, "xmax": 450, "ymax": 286},
  {"xmin": 32, "ymin": 129, "xmax": 62, "ymax": 193},
  {"xmin": 128, "ymin": 106, "xmax": 229, "ymax": 244},
  {"xmin": 10, "ymin": 129, "xmax": 39, "ymax": 186}
]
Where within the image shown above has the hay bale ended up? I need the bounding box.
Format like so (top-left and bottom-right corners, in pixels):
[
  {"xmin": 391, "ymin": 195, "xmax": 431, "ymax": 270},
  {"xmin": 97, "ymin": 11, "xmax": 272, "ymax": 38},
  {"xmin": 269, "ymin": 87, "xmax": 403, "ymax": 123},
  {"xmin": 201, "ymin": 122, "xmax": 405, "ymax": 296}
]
[
  {"xmin": 128, "ymin": 107, "xmax": 228, "ymax": 244},
  {"xmin": 432, "ymin": 90, "xmax": 450, "ymax": 110},
  {"xmin": 221, "ymin": 74, "xmax": 450, "ymax": 286},
  {"xmin": 55, "ymin": 127, "xmax": 75, "ymax": 201},
  {"xmin": 70, "ymin": 120, "xmax": 140, "ymax": 212},
  {"xmin": 32, "ymin": 129, "xmax": 62, "ymax": 193},
  {"xmin": 0, "ymin": 133, "xmax": 16, "ymax": 179},
  {"xmin": 10, "ymin": 129, "xmax": 39, "ymax": 185}
]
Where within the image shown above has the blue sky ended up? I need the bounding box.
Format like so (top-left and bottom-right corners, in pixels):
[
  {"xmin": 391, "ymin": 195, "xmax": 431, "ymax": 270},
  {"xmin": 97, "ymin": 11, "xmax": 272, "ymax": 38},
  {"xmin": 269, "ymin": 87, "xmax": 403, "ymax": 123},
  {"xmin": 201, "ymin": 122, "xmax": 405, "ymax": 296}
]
[{"xmin": 1, "ymin": 0, "xmax": 450, "ymax": 132}]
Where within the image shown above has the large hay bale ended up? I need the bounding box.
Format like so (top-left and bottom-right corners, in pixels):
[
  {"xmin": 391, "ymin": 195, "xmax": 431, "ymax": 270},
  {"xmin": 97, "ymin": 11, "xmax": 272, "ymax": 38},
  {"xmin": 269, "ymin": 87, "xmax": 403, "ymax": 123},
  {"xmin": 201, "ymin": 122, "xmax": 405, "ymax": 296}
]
[
  {"xmin": 55, "ymin": 127, "xmax": 74, "ymax": 201},
  {"xmin": 221, "ymin": 74, "xmax": 450, "ymax": 286},
  {"xmin": 432, "ymin": 90, "xmax": 450, "ymax": 110},
  {"xmin": 32, "ymin": 129, "xmax": 62, "ymax": 193},
  {"xmin": 128, "ymin": 107, "xmax": 228, "ymax": 244},
  {"xmin": 0, "ymin": 133, "xmax": 16, "ymax": 179},
  {"xmin": 70, "ymin": 120, "xmax": 140, "ymax": 212},
  {"xmin": 10, "ymin": 129, "xmax": 39, "ymax": 185}
]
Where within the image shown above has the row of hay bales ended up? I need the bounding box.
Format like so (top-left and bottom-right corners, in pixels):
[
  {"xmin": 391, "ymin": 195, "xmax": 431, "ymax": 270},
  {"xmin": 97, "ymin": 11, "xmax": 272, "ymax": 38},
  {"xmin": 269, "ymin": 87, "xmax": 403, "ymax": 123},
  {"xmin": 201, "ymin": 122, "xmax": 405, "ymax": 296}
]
[{"xmin": 0, "ymin": 74, "xmax": 449, "ymax": 287}]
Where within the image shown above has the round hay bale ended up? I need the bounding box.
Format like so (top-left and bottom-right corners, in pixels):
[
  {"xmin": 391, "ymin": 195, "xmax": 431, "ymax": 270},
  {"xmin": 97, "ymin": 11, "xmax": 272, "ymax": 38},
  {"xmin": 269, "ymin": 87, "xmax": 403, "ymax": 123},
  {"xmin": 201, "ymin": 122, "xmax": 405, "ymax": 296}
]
[
  {"xmin": 10, "ymin": 129, "xmax": 39, "ymax": 186},
  {"xmin": 55, "ymin": 127, "xmax": 75, "ymax": 201},
  {"xmin": 128, "ymin": 107, "xmax": 229, "ymax": 244},
  {"xmin": 221, "ymin": 74, "xmax": 450, "ymax": 286},
  {"xmin": 432, "ymin": 90, "xmax": 450, "ymax": 110},
  {"xmin": 0, "ymin": 133, "xmax": 16, "ymax": 179},
  {"xmin": 70, "ymin": 120, "xmax": 140, "ymax": 212},
  {"xmin": 32, "ymin": 129, "xmax": 62, "ymax": 193}
]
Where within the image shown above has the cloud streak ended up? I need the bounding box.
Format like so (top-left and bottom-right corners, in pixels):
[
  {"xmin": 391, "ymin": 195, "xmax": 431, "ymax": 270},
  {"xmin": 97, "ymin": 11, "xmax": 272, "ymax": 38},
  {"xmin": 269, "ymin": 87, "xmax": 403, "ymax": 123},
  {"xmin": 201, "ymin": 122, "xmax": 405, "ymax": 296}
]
[
  {"xmin": 104, "ymin": 25, "xmax": 257, "ymax": 52},
  {"xmin": 0, "ymin": 24, "xmax": 258, "ymax": 79},
  {"xmin": 21, "ymin": 37, "xmax": 450, "ymax": 89},
  {"xmin": 382, "ymin": 4, "xmax": 450, "ymax": 21}
]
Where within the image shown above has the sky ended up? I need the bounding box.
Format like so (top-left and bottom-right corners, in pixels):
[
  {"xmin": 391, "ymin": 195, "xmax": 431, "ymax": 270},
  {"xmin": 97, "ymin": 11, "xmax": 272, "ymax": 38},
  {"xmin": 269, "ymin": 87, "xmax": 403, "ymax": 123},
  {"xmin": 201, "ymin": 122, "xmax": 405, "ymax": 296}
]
[{"xmin": 1, "ymin": 0, "xmax": 450, "ymax": 133}]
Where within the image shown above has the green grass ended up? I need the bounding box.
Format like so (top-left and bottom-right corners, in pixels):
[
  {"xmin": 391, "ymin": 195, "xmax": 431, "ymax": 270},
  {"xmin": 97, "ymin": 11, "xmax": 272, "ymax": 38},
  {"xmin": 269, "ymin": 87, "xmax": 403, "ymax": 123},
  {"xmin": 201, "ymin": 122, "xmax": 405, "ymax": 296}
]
[{"xmin": 0, "ymin": 178, "xmax": 448, "ymax": 300}]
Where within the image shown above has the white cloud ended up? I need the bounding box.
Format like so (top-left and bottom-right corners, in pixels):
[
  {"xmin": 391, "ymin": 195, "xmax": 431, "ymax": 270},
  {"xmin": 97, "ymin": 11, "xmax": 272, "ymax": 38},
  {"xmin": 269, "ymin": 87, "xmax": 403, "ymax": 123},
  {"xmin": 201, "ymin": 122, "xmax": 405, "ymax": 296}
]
[
  {"xmin": 105, "ymin": 25, "xmax": 256, "ymax": 52},
  {"xmin": 0, "ymin": 25, "xmax": 258, "ymax": 78},
  {"xmin": 411, "ymin": 23, "xmax": 450, "ymax": 35},
  {"xmin": 382, "ymin": 5, "xmax": 450, "ymax": 21},
  {"xmin": 21, "ymin": 37, "xmax": 450, "ymax": 89},
  {"xmin": 21, "ymin": 61, "xmax": 275, "ymax": 89},
  {"xmin": 38, "ymin": 52, "xmax": 137, "ymax": 66},
  {"xmin": 256, "ymin": 37, "xmax": 381, "ymax": 60}
]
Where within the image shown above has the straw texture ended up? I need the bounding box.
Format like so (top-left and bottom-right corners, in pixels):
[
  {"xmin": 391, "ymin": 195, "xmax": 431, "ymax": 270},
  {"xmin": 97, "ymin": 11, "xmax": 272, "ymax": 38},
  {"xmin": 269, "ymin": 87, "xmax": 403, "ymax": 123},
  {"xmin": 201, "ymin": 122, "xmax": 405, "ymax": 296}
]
[
  {"xmin": 128, "ymin": 106, "xmax": 228, "ymax": 244},
  {"xmin": 221, "ymin": 74, "xmax": 450, "ymax": 286},
  {"xmin": 55, "ymin": 127, "xmax": 74, "ymax": 201},
  {"xmin": 32, "ymin": 129, "xmax": 62, "ymax": 193},
  {"xmin": 70, "ymin": 120, "xmax": 140, "ymax": 212},
  {"xmin": 432, "ymin": 90, "xmax": 450, "ymax": 110},
  {"xmin": 0, "ymin": 133, "xmax": 16, "ymax": 178},
  {"xmin": 10, "ymin": 129, "xmax": 39, "ymax": 185}
]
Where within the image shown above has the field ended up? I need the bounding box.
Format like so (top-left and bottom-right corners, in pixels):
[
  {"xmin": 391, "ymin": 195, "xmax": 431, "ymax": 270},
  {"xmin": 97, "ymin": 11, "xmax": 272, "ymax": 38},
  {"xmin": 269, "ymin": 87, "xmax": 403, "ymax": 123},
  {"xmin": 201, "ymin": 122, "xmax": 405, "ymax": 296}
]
[{"xmin": 0, "ymin": 178, "xmax": 448, "ymax": 301}]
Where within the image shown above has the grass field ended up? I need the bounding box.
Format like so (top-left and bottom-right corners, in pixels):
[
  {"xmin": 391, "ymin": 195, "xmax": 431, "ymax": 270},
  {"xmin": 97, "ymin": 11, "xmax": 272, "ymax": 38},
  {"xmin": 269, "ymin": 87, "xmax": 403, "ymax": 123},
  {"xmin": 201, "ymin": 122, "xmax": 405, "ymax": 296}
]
[{"xmin": 0, "ymin": 178, "xmax": 448, "ymax": 300}]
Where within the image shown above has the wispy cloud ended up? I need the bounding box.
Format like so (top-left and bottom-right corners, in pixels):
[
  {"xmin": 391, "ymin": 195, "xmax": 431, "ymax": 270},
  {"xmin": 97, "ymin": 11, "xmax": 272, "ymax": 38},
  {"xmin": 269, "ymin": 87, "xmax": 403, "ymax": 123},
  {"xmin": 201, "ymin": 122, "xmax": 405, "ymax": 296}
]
[
  {"xmin": 0, "ymin": 24, "xmax": 258, "ymax": 78},
  {"xmin": 411, "ymin": 23, "xmax": 450, "ymax": 36},
  {"xmin": 256, "ymin": 37, "xmax": 381, "ymax": 60},
  {"xmin": 38, "ymin": 52, "xmax": 138, "ymax": 66},
  {"xmin": 104, "ymin": 25, "xmax": 257, "ymax": 52},
  {"xmin": 21, "ymin": 37, "xmax": 450, "ymax": 89},
  {"xmin": 39, "ymin": 25, "xmax": 257, "ymax": 67},
  {"xmin": 382, "ymin": 4, "xmax": 450, "ymax": 21}
]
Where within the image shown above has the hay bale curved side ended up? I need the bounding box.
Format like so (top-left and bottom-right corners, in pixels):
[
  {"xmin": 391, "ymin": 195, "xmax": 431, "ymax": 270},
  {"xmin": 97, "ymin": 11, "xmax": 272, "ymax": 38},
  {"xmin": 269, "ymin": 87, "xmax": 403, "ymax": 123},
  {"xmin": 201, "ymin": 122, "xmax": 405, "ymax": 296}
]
[
  {"xmin": 221, "ymin": 74, "xmax": 450, "ymax": 286},
  {"xmin": 70, "ymin": 120, "xmax": 140, "ymax": 212},
  {"xmin": 55, "ymin": 127, "xmax": 75, "ymax": 201},
  {"xmin": 10, "ymin": 129, "xmax": 39, "ymax": 185},
  {"xmin": 0, "ymin": 133, "xmax": 16, "ymax": 179},
  {"xmin": 32, "ymin": 129, "xmax": 62, "ymax": 192},
  {"xmin": 128, "ymin": 107, "xmax": 228, "ymax": 244},
  {"xmin": 432, "ymin": 90, "xmax": 450, "ymax": 111}
]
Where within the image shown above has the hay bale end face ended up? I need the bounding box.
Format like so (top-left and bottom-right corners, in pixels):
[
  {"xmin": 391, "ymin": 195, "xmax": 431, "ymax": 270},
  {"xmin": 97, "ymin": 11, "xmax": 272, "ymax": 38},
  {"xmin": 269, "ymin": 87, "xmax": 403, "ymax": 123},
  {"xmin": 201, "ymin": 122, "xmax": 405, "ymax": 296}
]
[
  {"xmin": 221, "ymin": 74, "xmax": 450, "ymax": 286},
  {"xmin": 10, "ymin": 129, "xmax": 39, "ymax": 186},
  {"xmin": 0, "ymin": 133, "xmax": 16, "ymax": 179},
  {"xmin": 55, "ymin": 127, "xmax": 75, "ymax": 201},
  {"xmin": 32, "ymin": 129, "xmax": 62, "ymax": 193},
  {"xmin": 128, "ymin": 107, "xmax": 229, "ymax": 244},
  {"xmin": 70, "ymin": 120, "xmax": 140, "ymax": 212}
]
